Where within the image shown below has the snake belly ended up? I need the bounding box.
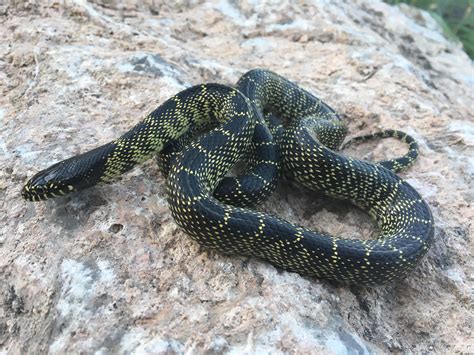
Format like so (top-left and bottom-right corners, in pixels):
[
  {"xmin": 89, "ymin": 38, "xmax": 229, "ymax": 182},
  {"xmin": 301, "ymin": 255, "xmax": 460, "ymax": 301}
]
[{"xmin": 22, "ymin": 69, "xmax": 434, "ymax": 285}]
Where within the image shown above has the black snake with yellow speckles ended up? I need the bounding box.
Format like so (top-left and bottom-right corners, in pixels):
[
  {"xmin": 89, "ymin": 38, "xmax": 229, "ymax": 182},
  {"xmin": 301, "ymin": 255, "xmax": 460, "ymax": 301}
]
[{"xmin": 22, "ymin": 69, "xmax": 434, "ymax": 285}]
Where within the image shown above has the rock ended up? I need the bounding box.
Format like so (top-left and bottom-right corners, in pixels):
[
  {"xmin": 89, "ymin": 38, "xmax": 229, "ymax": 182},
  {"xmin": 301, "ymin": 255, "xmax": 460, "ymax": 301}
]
[{"xmin": 0, "ymin": 0, "xmax": 472, "ymax": 353}]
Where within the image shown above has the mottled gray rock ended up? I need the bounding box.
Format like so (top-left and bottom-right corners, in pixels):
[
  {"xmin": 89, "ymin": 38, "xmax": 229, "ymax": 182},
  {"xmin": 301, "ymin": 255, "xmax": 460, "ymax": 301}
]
[{"xmin": 0, "ymin": 0, "xmax": 472, "ymax": 354}]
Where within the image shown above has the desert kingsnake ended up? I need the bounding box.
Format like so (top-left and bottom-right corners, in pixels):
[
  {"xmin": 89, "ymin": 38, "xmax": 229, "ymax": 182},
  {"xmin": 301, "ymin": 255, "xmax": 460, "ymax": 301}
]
[{"xmin": 21, "ymin": 69, "xmax": 434, "ymax": 285}]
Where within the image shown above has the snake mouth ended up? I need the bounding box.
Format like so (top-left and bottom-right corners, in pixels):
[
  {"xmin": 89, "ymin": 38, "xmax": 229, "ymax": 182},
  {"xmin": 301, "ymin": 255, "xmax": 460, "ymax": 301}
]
[
  {"xmin": 21, "ymin": 183, "xmax": 74, "ymax": 201},
  {"xmin": 21, "ymin": 186, "xmax": 48, "ymax": 201},
  {"xmin": 21, "ymin": 170, "xmax": 76, "ymax": 201}
]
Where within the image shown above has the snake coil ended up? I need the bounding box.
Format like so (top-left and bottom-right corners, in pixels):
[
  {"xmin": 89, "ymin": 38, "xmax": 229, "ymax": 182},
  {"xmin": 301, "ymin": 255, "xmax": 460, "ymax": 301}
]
[{"xmin": 22, "ymin": 69, "xmax": 434, "ymax": 285}]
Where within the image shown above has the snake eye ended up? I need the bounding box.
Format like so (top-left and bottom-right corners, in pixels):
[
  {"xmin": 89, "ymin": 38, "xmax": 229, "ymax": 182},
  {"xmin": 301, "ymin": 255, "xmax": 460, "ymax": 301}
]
[{"xmin": 35, "ymin": 186, "xmax": 45, "ymax": 194}]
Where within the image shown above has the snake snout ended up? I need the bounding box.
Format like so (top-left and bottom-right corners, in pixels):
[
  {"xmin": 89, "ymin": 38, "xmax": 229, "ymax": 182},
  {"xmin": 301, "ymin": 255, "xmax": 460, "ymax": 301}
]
[{"xmin": 21, "ymin": 162, "xmax": 75, "ymax": 201}]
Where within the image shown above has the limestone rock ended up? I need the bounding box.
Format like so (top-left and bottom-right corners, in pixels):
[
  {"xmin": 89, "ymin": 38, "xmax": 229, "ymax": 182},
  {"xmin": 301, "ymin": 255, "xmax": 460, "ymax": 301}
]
[{"xmin": 0, "ymin": 0, "xmax": 472, "ymax": 353}]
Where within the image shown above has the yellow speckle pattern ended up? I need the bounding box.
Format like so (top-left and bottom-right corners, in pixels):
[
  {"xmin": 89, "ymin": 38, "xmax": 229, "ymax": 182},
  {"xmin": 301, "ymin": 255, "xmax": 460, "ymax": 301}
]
[{"xmin": 22, "ymin": 69, "xmax": 434, "ymax": 285}]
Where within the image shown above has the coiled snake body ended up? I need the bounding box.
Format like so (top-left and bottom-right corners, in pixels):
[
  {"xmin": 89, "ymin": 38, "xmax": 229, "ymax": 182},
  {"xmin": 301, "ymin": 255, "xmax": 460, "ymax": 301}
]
[{"xmin": 22, "ymin": 69, "xmax": 434, "ymax": 285}]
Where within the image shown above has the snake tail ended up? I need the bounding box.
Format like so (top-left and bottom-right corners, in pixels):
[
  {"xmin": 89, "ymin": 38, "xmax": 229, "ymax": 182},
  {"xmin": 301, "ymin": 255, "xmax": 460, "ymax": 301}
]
[{"xmin": 341, "ymin": 129, "xmax": 419, "ymax": 173}]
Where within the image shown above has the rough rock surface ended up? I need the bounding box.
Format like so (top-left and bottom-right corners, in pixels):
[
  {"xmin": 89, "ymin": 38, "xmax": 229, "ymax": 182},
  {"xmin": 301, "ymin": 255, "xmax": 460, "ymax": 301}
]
[{"xmin": 0, "ymin": 0, "xmax": 472, "ymax": 353}]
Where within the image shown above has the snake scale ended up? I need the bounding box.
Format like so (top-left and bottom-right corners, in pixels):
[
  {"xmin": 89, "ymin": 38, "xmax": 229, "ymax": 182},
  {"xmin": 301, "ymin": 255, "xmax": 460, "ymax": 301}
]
[{"xmin": 22, "ymin": 69, "xmax": 434, "ymax": 285}]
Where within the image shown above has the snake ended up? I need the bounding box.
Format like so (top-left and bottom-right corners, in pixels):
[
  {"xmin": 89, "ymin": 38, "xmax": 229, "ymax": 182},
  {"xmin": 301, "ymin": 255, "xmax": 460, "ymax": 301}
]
[{"xmin": 21, "ymin": 69, "xmax": 434, "ymax": 285}]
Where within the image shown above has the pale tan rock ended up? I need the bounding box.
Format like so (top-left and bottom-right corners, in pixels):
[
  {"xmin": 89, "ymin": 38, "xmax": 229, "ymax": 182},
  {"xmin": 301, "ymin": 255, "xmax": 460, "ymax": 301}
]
[{"xmin": 0, "ymin": 0, "xmax": 472, "ymax": 353}]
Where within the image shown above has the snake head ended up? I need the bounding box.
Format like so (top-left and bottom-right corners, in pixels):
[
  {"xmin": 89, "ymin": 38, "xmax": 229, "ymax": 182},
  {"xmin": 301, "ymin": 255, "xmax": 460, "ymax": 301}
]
[{"xmin": 21, "ymin": 161, "xmax": 76, "ymax": 201}]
